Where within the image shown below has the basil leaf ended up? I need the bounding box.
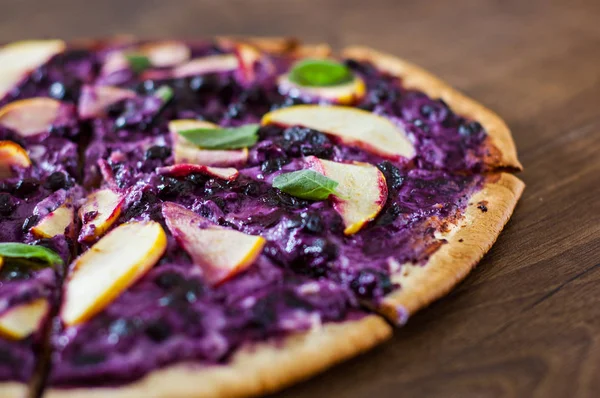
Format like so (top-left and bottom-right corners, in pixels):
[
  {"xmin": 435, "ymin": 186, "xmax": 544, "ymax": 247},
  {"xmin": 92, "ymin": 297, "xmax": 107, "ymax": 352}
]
[
  {"xmin": 288, "ymin": 59, "xmax": 354, "ymax": 87},
  {"xmin": 154, "ymin": 85, "xmax": 173, "ymax": 103},
  {"xmin": 179, "ymin": 124, "xmax": 259, "ymax": 150},
  {"xmin": 0, "ymin": 243, "xmax": 63, "ymax": 267},
  {"xmin": 125, "ymin": 53, "xmax": 151, "ymax": 73},
  {"xmin": 273, "ymin": 170, "xmax": 338, "ymax": 200}
]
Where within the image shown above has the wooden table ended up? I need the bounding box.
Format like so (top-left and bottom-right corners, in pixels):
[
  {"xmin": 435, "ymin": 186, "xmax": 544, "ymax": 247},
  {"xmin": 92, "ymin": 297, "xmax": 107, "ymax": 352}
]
[{"xmin": 2, "ymin": 0, "xmax": 599, "ymax": 396}]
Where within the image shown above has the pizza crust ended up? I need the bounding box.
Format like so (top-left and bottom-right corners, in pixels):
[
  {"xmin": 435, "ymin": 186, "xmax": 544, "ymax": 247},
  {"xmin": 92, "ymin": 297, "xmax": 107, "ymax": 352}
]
[
  {"xmin": 341, "ymin": 46, "xmax": 523, "ymax": 171},
  {"xmin": 0, "ymin": 382, "xmax": 28, "ymax": 398},
  {"xmin": 43, "ymin": 315, "xmax": 391, "ymax": 398},
  {"xmin": 379, "ymin": 173, "xmax": 525, "ymax": 324},
  {"xmin": 218, "ymin": 36, "xmax": 332, "ymax": 58},
  {"xmin": 5, "ymin": 37, "xmax": 522, "ymax": 397}
]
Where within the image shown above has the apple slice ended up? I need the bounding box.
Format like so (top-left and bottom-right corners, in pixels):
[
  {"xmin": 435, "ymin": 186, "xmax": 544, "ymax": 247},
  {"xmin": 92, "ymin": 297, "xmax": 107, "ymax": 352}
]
[
  {"xmin": 157, "ymin": 164, "xmax": 239, "ymax": 181},
  {"xmin": 262, "ymin": 105, "xmax": 415, "ymax": 160},
  {"xmin": 0, "ymin": 98, "xmax": 62, "ymax": 137},
  {"xmin": 79, "ymin": 188, "xmax": 124, "ymax": 242},
  {"xmin": 306, "ymin": 156, "xmax": 388, "ymax": 235},
  {"xmin": 0, "ymin": 141, "xmax": 31, "ymax": 178},
  {"xmin": 169, "ymin": 119, "xmax": 249, "ymax": 167},
  {"xmin": 138, "ymin": 41, "xmax": 190, "ymax": 67},
  {"xmin": 0, "ymin": 298, "xmax": 49, "ymax": 340},
  {"xmin": 173, "ymin": 54, "xmax": 239, "ymax": 78},
  {"xmin": 31, "ymin": 203, "xmax": 74, "ymax": 239},
  {"xmin": 162, "ymin": 202, "xmax": 265, "ymax": 285},
  {"xmin": 61, "ymin": 221, "xmax": 167, "ymax": 326},
  {"xmin": 0, "ymin": 40, "xmax": 66, "ymax": 98},
  {"xmin": 78, "ymin": 85, "xmax": 136, "ymax": 118},
  {"xmin": 277, "ymin": 74, "xmax": 366, "ymax": 105}
]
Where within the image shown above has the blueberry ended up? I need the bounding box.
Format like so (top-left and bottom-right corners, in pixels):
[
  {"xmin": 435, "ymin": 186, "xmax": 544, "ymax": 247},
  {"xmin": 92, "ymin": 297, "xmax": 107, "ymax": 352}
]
[
  {"xmin": 261, "ymin": 158, "xmax": 289, "ymax": 174},
  {"xmin": 155, "ymin": 272, "xmax": 186, "ymax": 290},
  {"xmin": 301, "ymin": 212, "xmax": 323, "ymax": 234},
  {"xmin": 225, "ymin": 102, "xmax": 245, "ymax": 119},
  {"xmin": 189, "ymin": 76, "xmax": 204, "ymax": 91},
  {"xmin": 14, "ymin": 178, "xmax": 39, "ymax": 196},
  {"xmin": 45, "ymin": 172, "xmax": 71, "ymax": 191},
  {"xmin": 376, "ymin": 202, "xmax": 401, "ymax": 226},
  {"xmin": 0, "ymin": 193, "xmax": 16, "ymax": 215},
  {"xmin": 350, "ymin": 269, "xmax": 393, "ymax": 299},
  {"xmin": 458, "ymin": 121, "xmax": 483, "ymax": 137},
  {"xmin": 291, "ymin": 238, "xmax": 338, "ymax": 276},
  {"xmin": 22, "ymin": 215, "xmax": 39, "ymax": 232},
  {"xmin": 242, "ymin": 182, "xmax": 260, "ymax": 197},
  {"xmin": 157, "ymin": 177, "xmax": 194, "ymax": 199},
  {"xmin": 186, "ymin": 173, "xmax": 208, "ymax": 186},
  {"xmin": 49, "ymin": 82, "xmax": 66, "ymax": 100},
  {"xmin": 109, "ymin": 318, "xmax": 136, "ymax": 337},
  {"xmin": 145, "ymin": 321, "xmax": 171, "ymax": 342},
  {"xmin": 420, "ymin": 104, "xmax": 434, "ymax": 118},
  {"xmin": 122, "ymin": 191, "xmax": 159, "ymax": 220},
  {"xmin": 145, "ymin": 145, "xmax": 171, "ymax": 160},
  {"xmin": 262, "ymin": 188, "xmax": 309, "ymax": 209},
  {"xmin": 183, "ymin": 279, "xmax": 204, "ymax": 303},
  {"xmin": 377, "ymin": 161, "xmax": 404, "ymax": 190}
]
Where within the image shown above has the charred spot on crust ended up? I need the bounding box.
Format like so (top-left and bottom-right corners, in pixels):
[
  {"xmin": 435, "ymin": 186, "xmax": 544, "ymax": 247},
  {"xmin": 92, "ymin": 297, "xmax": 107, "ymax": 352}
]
[{"xmin": 477, "ymin": 200, "xmax": 488, "ymax": 212}]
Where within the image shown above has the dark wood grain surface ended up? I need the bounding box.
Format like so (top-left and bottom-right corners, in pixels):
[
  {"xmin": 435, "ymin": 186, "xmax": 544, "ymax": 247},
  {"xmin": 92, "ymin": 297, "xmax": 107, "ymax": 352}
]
[{"xmin": 2, "ymin": 0, "xmax": 599, "ymax": 397}]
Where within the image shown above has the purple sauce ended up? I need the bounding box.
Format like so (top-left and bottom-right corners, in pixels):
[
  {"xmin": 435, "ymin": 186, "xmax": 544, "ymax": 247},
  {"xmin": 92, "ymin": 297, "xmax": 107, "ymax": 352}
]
[{"xmin": 0, "ymin": 40, "xmax": 499, "ymax": 388}]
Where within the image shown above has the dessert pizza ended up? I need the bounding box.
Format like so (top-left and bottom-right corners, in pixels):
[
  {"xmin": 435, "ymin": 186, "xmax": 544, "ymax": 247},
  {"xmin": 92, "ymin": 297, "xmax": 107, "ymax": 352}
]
[{"xmin": 0, "ymin": 36, "xmax": 524, "ymax": 397}]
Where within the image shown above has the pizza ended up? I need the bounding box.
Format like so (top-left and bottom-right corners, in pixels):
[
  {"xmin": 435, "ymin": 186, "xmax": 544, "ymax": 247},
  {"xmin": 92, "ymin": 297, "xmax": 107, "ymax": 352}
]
[{"xmin": 0, "ymin": 37, "xmax": 524, "ymax": 397}]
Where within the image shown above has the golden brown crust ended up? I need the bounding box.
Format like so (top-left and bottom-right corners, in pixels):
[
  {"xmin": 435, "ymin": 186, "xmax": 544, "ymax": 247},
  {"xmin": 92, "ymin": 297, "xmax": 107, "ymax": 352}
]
[
  {"xmin": 43, "ymin": 315, "xmax": 391, "ymax": 398},
  {"xmin": 379, "ymin": 173, "xmax": 525, "ymax": 323},
  {"xmin": 0, "ymin": 382, "xmax": 28, "ymax": 398},
  {"xmin": 341, "ymin": 46, "xmax": 523, "ymax": 171}
]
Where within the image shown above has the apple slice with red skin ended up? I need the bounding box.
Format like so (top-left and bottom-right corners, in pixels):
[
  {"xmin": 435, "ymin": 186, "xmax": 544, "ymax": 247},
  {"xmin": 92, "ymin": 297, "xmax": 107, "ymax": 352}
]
[
  {"xmin": 79, "ymin": 188, "xmax": 124, "ymax": 243},
  {"xmin": 305, "ymin": 156, "xmax": 388, "ymax": 235},
  {"xmin": 162, "ymin": 202, "xmax": 266, "ymax": 286},
  {"xmin": 277, "ymin": 74, "xmax": 366, "ymax": 105},
  {"xmin": 0, "ymin": 40, "xmax": 66, "ymax": 99},
  {"xmin": 157, "ymin": 164, "xmax": 239, "ymax": 181},
  {"xmin": 78, "ymin": 85, "xmax": 136, "ymax": 119},
  {"xmin": 173, "ymin": 54, "xmax": 239, "ymax": 78},
  {"xmin": 0, "ymin": 298, "xmax": 49, "ymax": 340},
  {"xmin": 0, "ymin": 98, "xmax": 62, "ymax": 137},
  {"xmin": 137, "ymin": 41, "xmax": 190, "ymax": 67},
  {"xmin": 0, "ymin": 140, "xmax": 31, "ymax": 178},
  {"xmin": 31, "ymin": 203, "xmax": 74, "ymax": 239},
  {"xmin": 169, "ymin": 119, "xmax": 249, "ymax": 167},
  {"xmin": 262, "ymin": 105, "xmax": 415, "ymax": 160},
  {"xmin": 61, "ymin": 221, "xmax": 167, "ymax": 326}
]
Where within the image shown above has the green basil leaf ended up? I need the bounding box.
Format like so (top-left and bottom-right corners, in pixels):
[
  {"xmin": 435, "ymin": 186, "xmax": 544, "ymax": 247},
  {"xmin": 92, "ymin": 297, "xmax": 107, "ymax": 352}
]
[
  {"xmin": 179, "ymin": 124, "xmax": 259, "ymax": 149},
  {"xmin": 0, "ymin": 243, "xmax": 63, "ymax": 267},
  {"xmin": 288, "ymin": 59, "xmax": 354, "ymax": 87},
  {"xmin": 272, "ymin": 170, "xmax": 339, "ymax": 200},
  {"xmin": 154, "ymin": 85, "xmax": 173, "ymax": 103},
  {"xmin": 125, "ymin": 53, "xmax": 152, "ymax": 73}
]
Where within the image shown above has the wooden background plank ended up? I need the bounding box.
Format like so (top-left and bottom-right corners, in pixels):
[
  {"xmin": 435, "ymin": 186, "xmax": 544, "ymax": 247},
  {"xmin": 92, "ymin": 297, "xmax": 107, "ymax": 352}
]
[{"xmin": 2, "ymin": 0, "xmax": 598, "ymax": 396}]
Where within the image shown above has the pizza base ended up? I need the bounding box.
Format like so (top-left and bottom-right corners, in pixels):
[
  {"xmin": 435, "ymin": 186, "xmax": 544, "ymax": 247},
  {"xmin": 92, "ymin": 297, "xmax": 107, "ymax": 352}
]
[
  {"xmin": 43, "ymin": 315, "xmax": 391, "ymax": 398},
  {"xmin": 341, "ymin": 46, "xmax": 523, "ymax": 171},
  {"xmin": 0, "ymin": 38, "xmax": 524, "ymax": 397},
  {"xmin": 379, "ymin": 173, "xmax": 525, "ymax": 323},
  {"xmin": 0, "ymin": 382, "xmax": 29, "ymax": 398}
]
